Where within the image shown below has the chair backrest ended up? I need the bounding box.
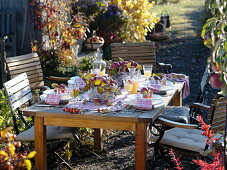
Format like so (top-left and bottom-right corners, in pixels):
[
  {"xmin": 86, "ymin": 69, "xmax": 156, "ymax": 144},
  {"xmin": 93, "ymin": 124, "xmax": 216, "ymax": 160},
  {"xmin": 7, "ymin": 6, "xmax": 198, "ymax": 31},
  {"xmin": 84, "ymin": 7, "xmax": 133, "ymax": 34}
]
[
  {"xmin": 5, "ymin": 53, "xmax": 45, "ymax": 89},
  {"xmin": 207, "ymin": 96, "xmax": 227, "ymax": 133},
  {"xmin": 3, "ymin": 73, "xmax": 32, "ymax": 111},
  {"xmin": 196, "ymin": 65, "xmax": 211, "ymax": 103},
  {"xmin": 111, "ymin": 42, "xmax": 158, "ymax": 71}
]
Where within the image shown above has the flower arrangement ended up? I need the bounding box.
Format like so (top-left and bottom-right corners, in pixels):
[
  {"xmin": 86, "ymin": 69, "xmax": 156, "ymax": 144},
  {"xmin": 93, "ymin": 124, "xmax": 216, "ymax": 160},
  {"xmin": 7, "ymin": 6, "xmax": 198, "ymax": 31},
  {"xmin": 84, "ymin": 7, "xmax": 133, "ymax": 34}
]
[
  {"xmin": 79, "ymin": 72, "xmax": 119, "ymax": 105},
  {"xmin": 76, "ymin": 0, "xmax": 108, "ymax": 18},
  {"xmin": 107, "ymin": 60, "xmax": 141, "ymax": 76},
  {"xmin": 31, "ymin": 0, "xmax": 87, "ymax": 72}
]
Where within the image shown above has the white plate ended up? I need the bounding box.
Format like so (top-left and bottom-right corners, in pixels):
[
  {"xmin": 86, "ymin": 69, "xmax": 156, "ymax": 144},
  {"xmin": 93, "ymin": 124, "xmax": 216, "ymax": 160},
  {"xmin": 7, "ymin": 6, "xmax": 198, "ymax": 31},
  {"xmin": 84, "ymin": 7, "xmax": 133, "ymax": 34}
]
[
  {"xmin": 124, "ymin": 94, "xmax": 163, "ymax": 107},
  {"xmin": 67, "ymin": 79, "xmax": 75, "ymax": 84},
  {"xmin": 143, "ymin": 80, "xmax": 173, "ymax": 86},
  {"xmin": 43, "ymin": 89, "xmax": 55, "ymax": 94},
  {"xmin": 158, "ymin": 85, "xmax": 176, "ymax": 91}
]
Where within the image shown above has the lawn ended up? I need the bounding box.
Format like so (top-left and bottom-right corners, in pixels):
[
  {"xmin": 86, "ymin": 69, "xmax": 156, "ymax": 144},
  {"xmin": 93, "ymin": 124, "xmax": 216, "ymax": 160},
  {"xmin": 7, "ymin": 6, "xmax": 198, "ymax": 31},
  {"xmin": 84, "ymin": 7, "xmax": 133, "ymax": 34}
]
[{"xmin": 152, "ymin": 0, "xmax": 208, "ymax": 36}]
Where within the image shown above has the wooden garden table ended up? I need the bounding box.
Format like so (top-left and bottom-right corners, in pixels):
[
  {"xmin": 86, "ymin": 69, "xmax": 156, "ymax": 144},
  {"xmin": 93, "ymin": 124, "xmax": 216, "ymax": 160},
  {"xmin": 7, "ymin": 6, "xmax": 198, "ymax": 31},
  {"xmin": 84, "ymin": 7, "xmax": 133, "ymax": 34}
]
[{"xmin": 23, "ymin": 82, "xmax": 184, "ymax": 170}]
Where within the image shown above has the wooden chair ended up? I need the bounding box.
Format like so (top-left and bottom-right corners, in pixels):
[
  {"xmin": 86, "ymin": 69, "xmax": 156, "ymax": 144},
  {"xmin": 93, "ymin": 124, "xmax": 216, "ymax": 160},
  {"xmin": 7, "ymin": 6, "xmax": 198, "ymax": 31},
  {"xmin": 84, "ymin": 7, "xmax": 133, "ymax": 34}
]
[
  {"xmin": 5, "ymin": 53, "xmax": 70, "ymax": 91},
  {"xmin": 151, "ymin": 95, "xmax": 226, "ymax": 168},
  {"xmin": 3, "ymin": 73, "xmax": 74, "ymax": 169},
  {"xmin": 111, "ymin": 42, "xmax": 172, "ymax": 73}
]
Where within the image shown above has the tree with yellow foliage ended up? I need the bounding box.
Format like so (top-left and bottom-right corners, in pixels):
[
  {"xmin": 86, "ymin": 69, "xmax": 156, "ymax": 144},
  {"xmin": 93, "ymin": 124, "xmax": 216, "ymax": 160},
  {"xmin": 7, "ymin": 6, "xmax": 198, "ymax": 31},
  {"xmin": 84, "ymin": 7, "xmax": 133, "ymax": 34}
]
[{"xmin": 110, "ymin": 0, "xmax": 159, "ymax": 42}]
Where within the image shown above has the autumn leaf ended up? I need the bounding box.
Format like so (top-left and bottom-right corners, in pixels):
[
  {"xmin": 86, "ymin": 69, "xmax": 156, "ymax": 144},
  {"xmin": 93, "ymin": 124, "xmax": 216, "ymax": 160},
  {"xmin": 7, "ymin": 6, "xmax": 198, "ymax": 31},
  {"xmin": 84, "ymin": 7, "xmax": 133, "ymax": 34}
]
[
  {"xmin": 26, "ymin": 151, "xmax": 36, "ymax": 159},
  {"xmin": 24, "ymin": 159, "xmax": 32, "ymax": 170}
]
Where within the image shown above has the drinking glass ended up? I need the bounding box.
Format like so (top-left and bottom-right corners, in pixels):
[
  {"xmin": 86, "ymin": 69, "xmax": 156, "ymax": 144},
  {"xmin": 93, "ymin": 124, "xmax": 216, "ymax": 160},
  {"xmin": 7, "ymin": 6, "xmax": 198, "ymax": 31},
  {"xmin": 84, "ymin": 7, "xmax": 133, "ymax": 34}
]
[
  {"xmin": 128, "ymin": 67, "xmax": 136, "ymax": 76},
  {"xmin": 143, "ymin": 65, "xmax": 153, "ymax": 78},
  {"xmin": 123, "ymin": 78, "xmax": 134, "ymax": 94},
  {"xmin": 69, "ymin": 83, "xmax": 80, "ymax": 103}
]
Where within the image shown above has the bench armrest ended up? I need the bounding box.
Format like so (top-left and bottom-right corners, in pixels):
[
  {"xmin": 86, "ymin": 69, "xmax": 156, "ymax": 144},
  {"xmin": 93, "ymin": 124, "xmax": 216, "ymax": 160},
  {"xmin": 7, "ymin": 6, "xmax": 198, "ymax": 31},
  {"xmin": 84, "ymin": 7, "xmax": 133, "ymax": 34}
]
[
  {"xmin": 47, "ymin": 76, "xmax": 70, "ymax": 82},
  {"xmin": 189, "ymin": 103, "xmax": 210, "ymax": 111},
  {"xmin": 156, "ymin": 117, "xmax": 199, "ymax": 129}
]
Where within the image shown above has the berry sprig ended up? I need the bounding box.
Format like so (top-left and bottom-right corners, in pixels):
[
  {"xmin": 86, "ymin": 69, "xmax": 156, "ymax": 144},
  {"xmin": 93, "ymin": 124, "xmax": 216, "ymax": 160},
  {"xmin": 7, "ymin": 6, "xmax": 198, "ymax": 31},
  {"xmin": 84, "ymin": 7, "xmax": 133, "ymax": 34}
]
[{"xmin": 63, "ymin": 107, "xmax": 80, "ymax": 114}]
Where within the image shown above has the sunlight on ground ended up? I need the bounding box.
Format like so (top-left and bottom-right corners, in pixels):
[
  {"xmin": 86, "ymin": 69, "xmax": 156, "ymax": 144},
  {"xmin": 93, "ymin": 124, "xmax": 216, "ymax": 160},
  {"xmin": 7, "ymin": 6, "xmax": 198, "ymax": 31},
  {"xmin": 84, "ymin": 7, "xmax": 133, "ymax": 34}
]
[{"xmin": 152, "ymin": 0, "xmax": 207, "ymax": 36}]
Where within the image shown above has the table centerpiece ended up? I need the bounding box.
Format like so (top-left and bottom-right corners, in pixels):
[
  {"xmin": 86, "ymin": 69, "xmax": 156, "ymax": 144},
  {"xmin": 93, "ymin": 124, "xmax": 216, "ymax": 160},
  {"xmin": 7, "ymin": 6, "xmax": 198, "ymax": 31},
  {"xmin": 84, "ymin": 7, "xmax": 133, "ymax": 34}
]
[
  {"xmin": 107, "ymin": 59, "xmax": 141, "ymax": 87},
  {"xmin": 80, "ymin": 72, "xmax": 120, "ymax": 105}
]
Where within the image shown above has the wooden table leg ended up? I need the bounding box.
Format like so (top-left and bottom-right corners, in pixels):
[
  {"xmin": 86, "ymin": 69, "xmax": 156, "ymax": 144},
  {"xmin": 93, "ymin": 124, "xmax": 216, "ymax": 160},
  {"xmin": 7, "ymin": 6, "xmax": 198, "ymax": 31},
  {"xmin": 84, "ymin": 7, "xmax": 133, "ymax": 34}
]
[
  {"xmin": 172, "ymin": 90, "xmax": 182, "ymax": 106},
  {"xmin": 135, "ymin": 123, "xmax": 147, "ymax": 170},
  {"xmin": 94, "ymin": 128, "xmax": 103, "ymax": 153},
  {"xmin": 34, "ymin": 117, "xmax": 47, "ymax": 170}
]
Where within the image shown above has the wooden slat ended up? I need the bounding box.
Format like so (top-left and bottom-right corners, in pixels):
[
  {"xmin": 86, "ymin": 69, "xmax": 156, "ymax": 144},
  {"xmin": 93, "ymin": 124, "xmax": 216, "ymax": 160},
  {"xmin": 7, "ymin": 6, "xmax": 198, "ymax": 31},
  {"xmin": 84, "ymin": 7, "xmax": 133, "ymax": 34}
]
[
  {"xmin": 5, "ymin": 53, "xmax": 38, "ymax": 62},
  {"xmin": 111, "ymin": 42, "xmax": 157, "ymax": 71},
  {"xmin": 112, "ymin": 57, "xmax": 156, "ymax": 62},
  {"xmin": 11, "ymin": 92, "xmax": 32, "ymax": 110},
  {"xmin": 212, "ymin": 119, "xmax": 225, "ymax": 127},
  {"xmin": 4, "ymin": 73, "xmax": 28, "ymax": 94},
  {"xmin": 8, "ymin": 65, "xmax": 43, "ymax": 76},
  {"xmin": 111, "ymin": 42, "xmax": 155, "ymax": 47},
  {"xmin": 212, "ymin": 124, "xmax": 225, "ymax": 133},
  {"xmin": 7, "ymin": 62, "xmax": 41, "ymax": 71},
  {"xmin": 6, "ymin": 57, "xmax": 40, "ymax": 67},
  {"xmin": 112, "ymin": 49, "xmax": 155, "ymax": 55},
  {"xmin": 112, "ymin": 53, "xmax": 155, "ymax": 58},
  {"xmin": 112, "ymin": 47, "xmax": 155, "ymax": 52},
  {"xmin": 8, "ymin": 85, "xmax": 31, "ymax": 103},
  {"xmin": 11, "ymin": 69, "xmax": 43, "ymax": 78},
  {"xmin": 30, "ymin": 81, "xmax": 44, "ymax": 87},
  {"xmin": 27, "ymin": 76, "xmax": 44, "ymax": 84},
  {"xmin": 5, "ymin": 78, "xmax": 29, "ymax": 96}
]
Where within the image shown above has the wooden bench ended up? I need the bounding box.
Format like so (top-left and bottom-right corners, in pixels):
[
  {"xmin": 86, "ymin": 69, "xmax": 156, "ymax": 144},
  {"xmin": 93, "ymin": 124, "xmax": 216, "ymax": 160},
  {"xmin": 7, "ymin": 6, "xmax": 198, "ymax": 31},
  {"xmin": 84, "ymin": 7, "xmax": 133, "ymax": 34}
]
[
  {"xmin": 111, "ymin": 42, "xmax": 172, "ymax": 72},
  {"xmin": 5, "ymin": 53, "xmax": 70, "ymax": 90}
]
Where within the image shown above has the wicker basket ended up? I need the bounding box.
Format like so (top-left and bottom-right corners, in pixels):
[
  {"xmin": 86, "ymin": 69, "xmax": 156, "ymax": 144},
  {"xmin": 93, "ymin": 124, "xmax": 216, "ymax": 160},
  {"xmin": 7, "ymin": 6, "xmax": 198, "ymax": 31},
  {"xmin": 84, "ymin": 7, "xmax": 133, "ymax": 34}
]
[{"xmin": 147, "ymin": 32, "xmax": 170, "ymax": 41}]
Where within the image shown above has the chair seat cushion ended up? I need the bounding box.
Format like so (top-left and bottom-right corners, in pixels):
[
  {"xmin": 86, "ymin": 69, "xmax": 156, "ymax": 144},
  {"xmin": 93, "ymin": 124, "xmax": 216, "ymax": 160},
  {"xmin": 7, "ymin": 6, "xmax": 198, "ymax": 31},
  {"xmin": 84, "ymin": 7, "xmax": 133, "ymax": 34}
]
[
  {"xmin": 16, "ymin": 126, "xmax": 74, "ymax": 141},
  {"xmin": 159, "ymin": 106, "xmax": 189, "ymax": 123},
  {"xmin": 151, "ymin": 127, "xmax": 206, "ymax": 152}
]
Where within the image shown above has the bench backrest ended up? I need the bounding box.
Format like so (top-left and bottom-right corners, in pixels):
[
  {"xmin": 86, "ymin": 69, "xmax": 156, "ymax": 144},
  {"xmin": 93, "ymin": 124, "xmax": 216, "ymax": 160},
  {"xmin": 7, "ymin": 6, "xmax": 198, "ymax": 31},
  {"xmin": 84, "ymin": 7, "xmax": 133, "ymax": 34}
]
[
  {"xmin": 111, "ymin": 42, "xmax": 157, "ymax": 71},
  {"xmin": 5, "ymin": 53, "xmax": 44, "ymax": 89}
]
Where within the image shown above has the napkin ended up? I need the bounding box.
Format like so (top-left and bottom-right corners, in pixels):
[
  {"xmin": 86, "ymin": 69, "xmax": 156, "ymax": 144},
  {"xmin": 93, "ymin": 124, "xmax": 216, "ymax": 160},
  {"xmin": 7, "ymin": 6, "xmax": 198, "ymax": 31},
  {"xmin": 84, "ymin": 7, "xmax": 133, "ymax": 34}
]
[
  {"xmin": 167, "ymin": 73, "xmax": 190, "ymax": 99},
  {"xmin": 45, "ymin": 93, "xmax": 61, "ymax": 105},
  {"xmin": 71, "ymin": 76, "xmax": 86, "ymax": 89},
  {"xmin": 136, "ymin": 94, "xmax": 153, "ymax": 110}
]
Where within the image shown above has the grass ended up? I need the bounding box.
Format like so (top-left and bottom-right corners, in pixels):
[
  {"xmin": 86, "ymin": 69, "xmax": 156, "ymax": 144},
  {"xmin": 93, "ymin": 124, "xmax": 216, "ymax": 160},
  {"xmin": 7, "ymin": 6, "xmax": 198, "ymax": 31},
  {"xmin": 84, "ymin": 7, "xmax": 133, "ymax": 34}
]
[{"xmin": 152, "ymin": 0, "xmax": 208, "ymax": 36}]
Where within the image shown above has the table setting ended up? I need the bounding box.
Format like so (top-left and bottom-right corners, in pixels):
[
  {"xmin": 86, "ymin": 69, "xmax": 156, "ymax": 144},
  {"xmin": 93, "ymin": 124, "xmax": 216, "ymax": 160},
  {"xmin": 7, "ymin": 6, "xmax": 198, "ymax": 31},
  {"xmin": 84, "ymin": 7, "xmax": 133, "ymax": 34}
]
[{"xmin": 38, "ymin": 59, "xmax": 190, "ymax": 116}]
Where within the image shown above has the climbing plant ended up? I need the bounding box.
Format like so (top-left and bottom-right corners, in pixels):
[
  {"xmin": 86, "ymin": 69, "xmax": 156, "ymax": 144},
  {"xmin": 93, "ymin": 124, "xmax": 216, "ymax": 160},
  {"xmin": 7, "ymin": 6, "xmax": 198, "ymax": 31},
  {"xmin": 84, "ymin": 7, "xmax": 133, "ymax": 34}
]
[{"xmin": 202, "ymin": 0, "xmax": 227, "ymax": 94}]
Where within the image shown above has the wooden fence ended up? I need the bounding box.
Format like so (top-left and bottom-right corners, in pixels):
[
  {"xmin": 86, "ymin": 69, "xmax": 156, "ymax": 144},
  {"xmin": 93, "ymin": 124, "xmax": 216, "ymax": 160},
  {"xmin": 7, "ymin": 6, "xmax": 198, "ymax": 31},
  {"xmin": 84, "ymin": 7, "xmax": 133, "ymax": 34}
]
[
  {"xmin": 0, "ymin": 0, "xmax": 41, "ymax": 86},
  {"xmin": 0, "ymin": 0, "xmax": 40, "ymax": 56}
]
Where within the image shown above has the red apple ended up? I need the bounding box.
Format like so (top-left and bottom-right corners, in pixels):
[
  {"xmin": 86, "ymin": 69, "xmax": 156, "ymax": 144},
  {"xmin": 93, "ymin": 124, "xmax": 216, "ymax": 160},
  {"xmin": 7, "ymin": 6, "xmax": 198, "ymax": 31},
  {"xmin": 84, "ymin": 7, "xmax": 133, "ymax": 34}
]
[{"xmin": 209, "ymin": 73, "xmax": 223, "ymax": 89}]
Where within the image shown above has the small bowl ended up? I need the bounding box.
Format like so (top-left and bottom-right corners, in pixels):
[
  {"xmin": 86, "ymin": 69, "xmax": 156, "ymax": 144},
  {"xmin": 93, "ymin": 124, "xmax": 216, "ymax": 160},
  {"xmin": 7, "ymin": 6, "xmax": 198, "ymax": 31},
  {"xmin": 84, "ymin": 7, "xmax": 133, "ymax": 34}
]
[{"xmin": 84, "ymin": 42, "xmax": 104, "ymax": 50}]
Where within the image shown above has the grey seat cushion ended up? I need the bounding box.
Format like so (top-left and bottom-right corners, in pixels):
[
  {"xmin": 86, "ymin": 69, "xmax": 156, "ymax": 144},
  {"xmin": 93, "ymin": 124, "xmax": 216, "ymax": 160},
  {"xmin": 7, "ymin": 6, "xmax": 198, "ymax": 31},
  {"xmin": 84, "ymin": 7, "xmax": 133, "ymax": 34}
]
[
  {"xmin": 159, "ymin": 106, "xmax": 189, "ymax": 123},
  {"xmin": 151, "ymin": 127, "xmax": 206, "ymax": 152},
  {"xmin": 16, "ymin": 126, "xmax": 74, "ymax": 141}
]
